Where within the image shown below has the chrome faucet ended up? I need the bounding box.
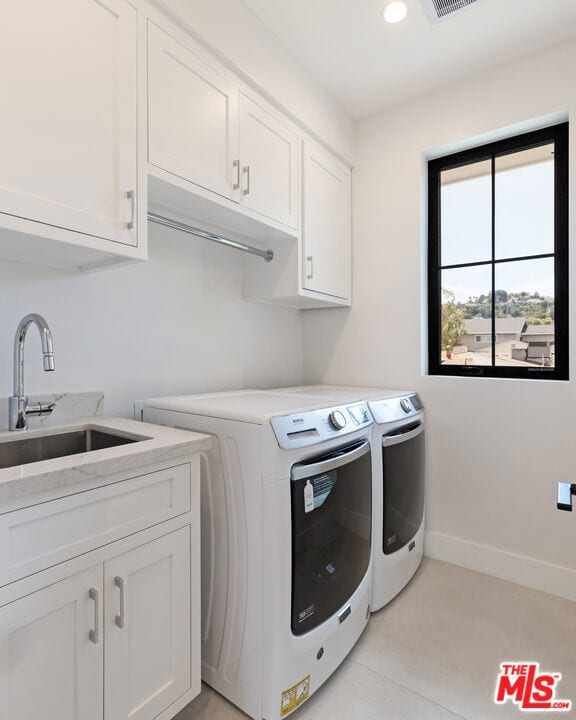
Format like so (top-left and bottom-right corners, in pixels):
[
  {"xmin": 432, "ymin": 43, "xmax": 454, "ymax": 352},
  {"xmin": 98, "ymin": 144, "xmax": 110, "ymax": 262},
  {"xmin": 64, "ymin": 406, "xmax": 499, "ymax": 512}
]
[{"xmin": 9, "ymin": 314, "xmax": 56, "ymax": 431}]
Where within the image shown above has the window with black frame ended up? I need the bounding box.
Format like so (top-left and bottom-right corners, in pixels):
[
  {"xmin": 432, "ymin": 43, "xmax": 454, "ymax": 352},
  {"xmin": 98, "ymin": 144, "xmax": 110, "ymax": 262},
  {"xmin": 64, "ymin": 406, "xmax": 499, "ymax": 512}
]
[{"xmin": 428, "ymin": 123, "xmax": 568, "ymax": 380}]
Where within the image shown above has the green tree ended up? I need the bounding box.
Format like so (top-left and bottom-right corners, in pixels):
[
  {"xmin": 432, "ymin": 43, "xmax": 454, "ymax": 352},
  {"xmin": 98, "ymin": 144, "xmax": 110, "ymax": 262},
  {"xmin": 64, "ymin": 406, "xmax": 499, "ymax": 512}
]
[{"xmin": 441, "ymin": 289, "xmax": 466, "ymax": 352}]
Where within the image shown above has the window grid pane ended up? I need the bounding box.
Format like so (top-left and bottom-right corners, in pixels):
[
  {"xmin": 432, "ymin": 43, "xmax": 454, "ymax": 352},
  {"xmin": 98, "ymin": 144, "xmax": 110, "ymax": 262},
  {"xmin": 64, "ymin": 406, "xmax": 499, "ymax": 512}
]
[{"xmin": 428, "ymin": 123, "xmax": 568, "ymax": 380}]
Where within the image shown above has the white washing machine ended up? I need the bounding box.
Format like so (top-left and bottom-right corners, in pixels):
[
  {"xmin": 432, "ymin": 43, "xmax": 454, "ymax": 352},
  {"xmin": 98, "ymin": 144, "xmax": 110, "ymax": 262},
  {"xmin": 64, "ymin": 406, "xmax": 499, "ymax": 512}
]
[
  {"xmin": 274, "ymin": 386, "xmax": 425, "ymax": 612},
  {"xmin": 140, "ymin": 390, "xmax": 373, "ymax": 720}
]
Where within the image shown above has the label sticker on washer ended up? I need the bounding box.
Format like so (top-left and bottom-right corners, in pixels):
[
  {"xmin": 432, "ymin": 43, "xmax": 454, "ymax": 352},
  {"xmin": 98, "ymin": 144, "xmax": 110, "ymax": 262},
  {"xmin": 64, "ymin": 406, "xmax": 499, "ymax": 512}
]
[
  {"xmin": 304, "ymin": 471, "xmax": 337, "ymax": 513},
  {"xmin": 280, "ymin": 674, "xmax": 311, "ymax": 717},
  {"xmin": 304, "ymin": 480, "xmax": 314, "ymax": 513}
]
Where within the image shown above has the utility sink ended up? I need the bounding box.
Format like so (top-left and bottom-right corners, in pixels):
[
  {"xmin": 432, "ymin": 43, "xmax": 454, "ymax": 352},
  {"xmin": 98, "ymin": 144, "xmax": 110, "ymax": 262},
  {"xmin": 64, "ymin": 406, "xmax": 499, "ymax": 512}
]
[{"xmin": 0, "ymin": 427, "xmax": 150, "ymax": 469}]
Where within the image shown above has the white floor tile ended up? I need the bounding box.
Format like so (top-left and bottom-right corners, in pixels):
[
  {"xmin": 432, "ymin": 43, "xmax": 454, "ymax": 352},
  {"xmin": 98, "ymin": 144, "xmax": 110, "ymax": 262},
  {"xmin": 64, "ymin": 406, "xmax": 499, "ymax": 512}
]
[
  {"xmin": 351, "ymin": 558, "xmax": 576, "ymax": 720},
  {"xmin": 176, "ymin": 558, "xmax": 576, "ymax": 720}
]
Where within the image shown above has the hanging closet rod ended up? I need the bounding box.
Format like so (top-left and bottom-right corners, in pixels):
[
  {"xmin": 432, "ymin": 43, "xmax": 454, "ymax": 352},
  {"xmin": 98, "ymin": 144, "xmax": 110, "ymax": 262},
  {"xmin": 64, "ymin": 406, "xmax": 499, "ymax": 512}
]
[{"xmin": 148, "ymin": 212, "xmax": 274, "ymax": 262}]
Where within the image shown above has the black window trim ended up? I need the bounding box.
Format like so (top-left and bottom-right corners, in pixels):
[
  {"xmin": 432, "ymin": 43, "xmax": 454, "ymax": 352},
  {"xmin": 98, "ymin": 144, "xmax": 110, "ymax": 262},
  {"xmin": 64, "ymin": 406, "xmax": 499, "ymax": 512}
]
[{"xmin": 428, "ymin": 122, "xmax": 569, "ymax": 380}]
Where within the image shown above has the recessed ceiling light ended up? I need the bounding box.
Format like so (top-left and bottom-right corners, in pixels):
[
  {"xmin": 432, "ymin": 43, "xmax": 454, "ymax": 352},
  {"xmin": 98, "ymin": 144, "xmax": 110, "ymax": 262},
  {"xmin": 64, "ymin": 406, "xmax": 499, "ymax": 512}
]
[{"xmin": 382, "ymin": 1, "xmax": 408, "ymax": 23}]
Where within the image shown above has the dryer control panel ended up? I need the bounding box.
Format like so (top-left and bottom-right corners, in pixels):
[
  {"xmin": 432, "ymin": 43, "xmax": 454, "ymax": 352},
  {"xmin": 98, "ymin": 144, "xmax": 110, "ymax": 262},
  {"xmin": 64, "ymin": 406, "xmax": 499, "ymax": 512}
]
[
  {"xmin": 369, "ymin": 394, "xmax": 424, "ymax": 425},
  {"xmin": 271, "ymin": 402, "xmax": 372, "ymax": 449}
]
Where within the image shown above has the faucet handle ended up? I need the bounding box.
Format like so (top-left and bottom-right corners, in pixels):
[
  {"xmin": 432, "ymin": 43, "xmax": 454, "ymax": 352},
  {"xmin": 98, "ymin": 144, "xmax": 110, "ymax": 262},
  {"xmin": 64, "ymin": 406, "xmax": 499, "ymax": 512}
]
[
  {"xmin": 26, "ymin": 401, "xmax": 56, "ymax": 418},
  {"xmin": 557, "ymin": 482, "xmax": 576, "ymax": 511}
]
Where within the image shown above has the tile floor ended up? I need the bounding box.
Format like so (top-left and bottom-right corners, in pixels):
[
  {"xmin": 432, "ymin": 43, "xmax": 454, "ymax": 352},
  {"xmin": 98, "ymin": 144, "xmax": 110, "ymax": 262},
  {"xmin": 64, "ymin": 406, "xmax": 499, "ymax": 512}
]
[{"xmin": 175, "ymin": 558, "xmax": 576, "ymax": 720}]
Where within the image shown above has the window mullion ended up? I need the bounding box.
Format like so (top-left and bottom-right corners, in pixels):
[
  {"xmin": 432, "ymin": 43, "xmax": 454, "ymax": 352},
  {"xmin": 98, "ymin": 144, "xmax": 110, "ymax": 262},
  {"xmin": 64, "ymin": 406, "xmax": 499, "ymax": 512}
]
[{"xmin": 491, "ymin": 154, "xmax": 496, "ymax": 368}]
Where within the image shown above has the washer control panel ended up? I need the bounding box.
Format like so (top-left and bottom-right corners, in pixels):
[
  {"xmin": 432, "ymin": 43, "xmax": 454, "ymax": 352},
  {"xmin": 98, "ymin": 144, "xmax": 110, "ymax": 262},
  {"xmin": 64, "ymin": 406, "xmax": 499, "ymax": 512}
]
[
  {"xmin": 272, "ymin": 402, "xmax": 372, "ymax": 449},
  {"xmin": 369, "ymin": 394, "xmax": 424, "ymax": 425},
  {"xmin": 328, "ymin": 410, "xmax": 347, "ymax": 430}
]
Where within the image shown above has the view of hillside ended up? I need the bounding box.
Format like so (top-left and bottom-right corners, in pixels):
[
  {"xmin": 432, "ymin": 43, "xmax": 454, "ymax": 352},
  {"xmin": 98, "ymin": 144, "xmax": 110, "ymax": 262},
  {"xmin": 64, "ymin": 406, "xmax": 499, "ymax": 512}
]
[{"xmin": 453, "ymin": 290, "xmax": 554, "ymax": 325}]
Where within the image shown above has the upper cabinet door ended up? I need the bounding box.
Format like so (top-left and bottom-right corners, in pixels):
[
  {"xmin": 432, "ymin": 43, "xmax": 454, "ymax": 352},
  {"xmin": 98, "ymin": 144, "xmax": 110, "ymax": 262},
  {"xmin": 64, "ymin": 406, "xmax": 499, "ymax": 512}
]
[
  {"xmin": 104, "ymin": 527, "xmax": 192, "ymax": 720},
  {"xmin": 239, "ymin": 95, "xmax": 299, "ymax": 229},
  {"xmin": 148, "ymin": 23, "xmax": 240, "ymax": 202},
  {"xmin": 302, "ymin": 141, "xmax": 352, "ymax": 300},
  {"xmin": 0, "ymin": 0, "xmax": 138, "ymax": 246},
  {"xmin": 0, "ymin": 565, "xmax": 104, "ymax": 720}
]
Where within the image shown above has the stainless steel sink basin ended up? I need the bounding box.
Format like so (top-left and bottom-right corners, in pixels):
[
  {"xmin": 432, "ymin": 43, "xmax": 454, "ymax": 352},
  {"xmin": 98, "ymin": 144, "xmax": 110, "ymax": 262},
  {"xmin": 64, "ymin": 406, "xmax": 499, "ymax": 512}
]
[{"xmin": 0, "ymin": 428, "xmax": 149, "ymax": 469}]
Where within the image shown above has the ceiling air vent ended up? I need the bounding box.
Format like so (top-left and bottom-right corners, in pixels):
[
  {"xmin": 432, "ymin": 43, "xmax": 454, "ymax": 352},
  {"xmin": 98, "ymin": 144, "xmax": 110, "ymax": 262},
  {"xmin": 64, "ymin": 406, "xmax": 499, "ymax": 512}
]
[{"xmin": 420, "ymin": 0, "xmax": 489, "ymax": 24}]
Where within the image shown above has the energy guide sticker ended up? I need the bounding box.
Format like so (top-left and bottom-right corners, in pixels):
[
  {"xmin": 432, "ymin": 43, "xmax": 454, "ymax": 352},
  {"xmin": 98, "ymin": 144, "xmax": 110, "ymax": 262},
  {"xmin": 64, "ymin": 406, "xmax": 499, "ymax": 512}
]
[{"xmin": 280, "ymin": 675, "xmax": 311, "ymax": 717}]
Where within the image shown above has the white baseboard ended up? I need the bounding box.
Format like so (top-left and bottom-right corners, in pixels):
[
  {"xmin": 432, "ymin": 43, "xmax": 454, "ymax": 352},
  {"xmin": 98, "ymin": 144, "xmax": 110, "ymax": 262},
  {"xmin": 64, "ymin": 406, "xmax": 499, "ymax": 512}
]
[{"xmin": 425, "ymin": 531, "xmax": 576, "ymax": 603}]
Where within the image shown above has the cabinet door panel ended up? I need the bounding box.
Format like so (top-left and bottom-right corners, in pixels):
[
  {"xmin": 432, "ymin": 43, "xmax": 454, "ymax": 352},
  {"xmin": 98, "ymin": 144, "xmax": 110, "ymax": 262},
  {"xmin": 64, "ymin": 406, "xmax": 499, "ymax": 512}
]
[
  {"xmin": 302, "ymin": 142, "xmax": 351, "ymax": 300},
  {"xmin": 148, "ymin": 23, "xmax": 239, "ymax": 202},
  {"xmin": 105, "ymin": 527, "xmax": 191, "ymax": 720},
  {"xmin": 0, "ymin": 0, "xmax": 138, "ymax": 245},
  {"xmin": 0, "ymin": 566, "xmax": 103, "ymax": 720},
  {"xmin": 239, "ymin": 95, "xmax": 299, "ymax": 229}
]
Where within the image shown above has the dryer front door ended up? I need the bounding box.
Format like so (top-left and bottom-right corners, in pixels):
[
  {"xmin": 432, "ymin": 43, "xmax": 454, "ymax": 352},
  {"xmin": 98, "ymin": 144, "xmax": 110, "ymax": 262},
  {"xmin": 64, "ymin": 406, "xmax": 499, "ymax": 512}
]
[
  {"xmin": 381, "ymin": 422, "xmax": 425, "ymax": 555},
  {"xmin": 290, "ymin": 440, "xmax": 372, "ymax": 636}
]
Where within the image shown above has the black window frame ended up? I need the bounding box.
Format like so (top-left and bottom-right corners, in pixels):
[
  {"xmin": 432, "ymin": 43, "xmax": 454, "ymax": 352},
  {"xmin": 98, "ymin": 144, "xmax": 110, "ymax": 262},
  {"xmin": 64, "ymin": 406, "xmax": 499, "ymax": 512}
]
[{"xmin": 428, "ymin": 122, "xmax": 569, "ymax": 380}]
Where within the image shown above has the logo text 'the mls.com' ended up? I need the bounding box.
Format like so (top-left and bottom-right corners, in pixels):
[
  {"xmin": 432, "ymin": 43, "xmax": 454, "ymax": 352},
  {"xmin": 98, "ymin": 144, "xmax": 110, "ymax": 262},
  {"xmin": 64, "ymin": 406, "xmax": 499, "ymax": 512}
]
[{"xmin": 495, "ymin": 663, "xmax": 572, "ymax": 712}]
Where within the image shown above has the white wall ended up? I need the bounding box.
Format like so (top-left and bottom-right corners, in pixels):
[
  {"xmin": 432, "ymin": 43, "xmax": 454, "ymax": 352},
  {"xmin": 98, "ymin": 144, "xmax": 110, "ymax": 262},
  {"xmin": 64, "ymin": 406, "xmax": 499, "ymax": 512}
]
[
  {"xmin": 0, "ymin": 224, "xmax": 303, "ymax": 418},
  {"xmin": 153, "ymin": 0, "xmax": 354, "ymax": 162},
  {"xmin": 303, "ymin": 38, "xmax": 576, "ymax": 600}
]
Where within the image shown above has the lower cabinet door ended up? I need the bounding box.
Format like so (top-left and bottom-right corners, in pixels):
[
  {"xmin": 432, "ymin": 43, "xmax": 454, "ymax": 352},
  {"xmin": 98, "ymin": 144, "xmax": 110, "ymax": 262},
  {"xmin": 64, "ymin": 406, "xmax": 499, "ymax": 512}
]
[
  {"xmin": 104, "ymin": 527, "xmax": 191, "ymax": 720},
  {"xmin": 0, "ymin": 565, "xmax": 104, "ymax": 720}
]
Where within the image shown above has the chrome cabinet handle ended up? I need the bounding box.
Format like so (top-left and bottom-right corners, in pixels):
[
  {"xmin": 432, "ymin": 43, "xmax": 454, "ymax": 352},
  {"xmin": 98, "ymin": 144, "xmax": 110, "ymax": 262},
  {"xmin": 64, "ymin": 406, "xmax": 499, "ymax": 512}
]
[
  {"xmin": 127, "ymin": 190, "xmax": 135, "ymax": 230},
  {"xmin": 114, "ymin": 576, "xmax": 125, "ymax": 629},
  {"xmin": 306, "ymin": 255, "xmax": 314, "ymax": 280},
  {"xmin": 242, "ymin": 165, "xmax": 250, "ymax": 196},
  {"xmin": 89, "ymin": 588, "xmax": 99, "ymax": 644},
  {"xmin": 233, "ymin": 160, "xmax": 240, "ymax": 190}
]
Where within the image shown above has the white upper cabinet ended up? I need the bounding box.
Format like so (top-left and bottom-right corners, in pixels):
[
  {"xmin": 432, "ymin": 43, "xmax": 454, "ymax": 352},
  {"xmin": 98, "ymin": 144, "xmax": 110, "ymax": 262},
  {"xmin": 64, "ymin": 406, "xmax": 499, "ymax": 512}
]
[
  {"xmin": 243, "ymin": 136, "xmax": 352, "ymax": 308},
  {"xmin": 302, "ymin": 140, "xmax": 352, "ymax": 301},
  {"xmin": 148, "ymin": 22, "xmax": 240, "ymax": 202},
  {"xmin": 0, "ymin": 2, "xmax": 349, "ymax": 295},
  {"xmin": 239, "ymin": 94, "xmax": 299, "ymax": 229},
  {"xmin": 0, "ymin": 0, "xmax": 139, "ymax": 251},
  {"xmin": 0, "ymin": 565, "xmax": 104, "ymax": 720},
  {"xmin": 147, "ymin": 23, "xmax": 301, "ymax": 235}
]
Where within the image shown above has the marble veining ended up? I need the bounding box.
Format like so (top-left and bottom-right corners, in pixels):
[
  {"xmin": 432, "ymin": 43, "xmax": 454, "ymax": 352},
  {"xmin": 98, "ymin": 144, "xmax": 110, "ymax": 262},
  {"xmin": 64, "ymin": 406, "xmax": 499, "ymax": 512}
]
[{"xmin": 0, "ymin": 391, "xmax": 104, "ymax": 431}]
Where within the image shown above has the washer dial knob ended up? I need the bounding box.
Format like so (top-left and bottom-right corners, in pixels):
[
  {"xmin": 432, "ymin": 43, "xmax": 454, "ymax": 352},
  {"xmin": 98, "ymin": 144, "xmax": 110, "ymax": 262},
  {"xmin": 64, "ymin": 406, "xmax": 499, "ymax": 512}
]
[
  {"xmin": 400, "ymin": 398, "xmax": 412, "ymax": 414},
  {"xmin": 328, "ymin": 410, "xmax": 347, "ymax": 430}
]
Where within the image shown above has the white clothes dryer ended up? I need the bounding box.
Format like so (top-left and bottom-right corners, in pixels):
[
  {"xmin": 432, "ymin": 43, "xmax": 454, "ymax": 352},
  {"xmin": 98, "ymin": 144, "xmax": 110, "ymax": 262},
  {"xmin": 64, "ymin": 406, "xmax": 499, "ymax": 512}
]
[
  {"xmin": 140, "ymin": 390, "xmax": 373, "ymax": 720},
  {"xmin": 274, "ymin": 386, "xmax": 425, "ymax": 612}
]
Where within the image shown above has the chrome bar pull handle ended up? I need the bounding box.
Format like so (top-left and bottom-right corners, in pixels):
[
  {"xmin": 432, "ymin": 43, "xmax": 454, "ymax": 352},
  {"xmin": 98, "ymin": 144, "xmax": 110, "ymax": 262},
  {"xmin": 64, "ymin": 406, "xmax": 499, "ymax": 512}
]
[
  {"xmin": 233, "ymin": 159, "xmax": 240, "ymax": 190},
  {"xmin": 114, "ymin": 576, "xmax": 126, "ymax": 629},
  {"xmin": 127, "ymin": 190, "xmax": 135, "ymax": 230},
  {"xmin": 89, "ymin": 588, "xmax": 99, "ymax": 644},
  {"xmin": 147, "ymin": 213, "xmax": 274, "ymax": 262},
  {"xmin": 306, "ymin": 255, "xmax": 314, "ymax": 280},
  {"xmin": 242, "ymin": 165, "xmax": 250, "ymax": 196}
]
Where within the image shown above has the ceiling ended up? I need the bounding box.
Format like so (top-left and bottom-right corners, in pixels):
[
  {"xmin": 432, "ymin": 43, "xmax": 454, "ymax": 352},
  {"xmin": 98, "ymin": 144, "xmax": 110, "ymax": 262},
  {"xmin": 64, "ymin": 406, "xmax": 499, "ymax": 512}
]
[{"xmin": 242, "ymin": 0, "xmax": 576, "ymax": 118}]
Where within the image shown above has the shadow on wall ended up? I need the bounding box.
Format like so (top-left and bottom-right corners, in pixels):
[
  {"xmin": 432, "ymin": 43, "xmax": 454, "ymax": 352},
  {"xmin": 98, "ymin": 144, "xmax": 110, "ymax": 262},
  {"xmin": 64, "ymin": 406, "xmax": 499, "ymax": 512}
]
[{"xmin": 302, "ymin": 307, "xmax": 350, "ymax": 383}]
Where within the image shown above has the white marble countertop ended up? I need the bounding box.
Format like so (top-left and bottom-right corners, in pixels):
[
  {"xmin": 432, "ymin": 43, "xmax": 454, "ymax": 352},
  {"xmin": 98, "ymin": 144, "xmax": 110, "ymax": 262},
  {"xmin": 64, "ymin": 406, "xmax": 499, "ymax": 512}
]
[{"xmin": 0, "ymin": 416, "xmax": 211, "ymax": 506}]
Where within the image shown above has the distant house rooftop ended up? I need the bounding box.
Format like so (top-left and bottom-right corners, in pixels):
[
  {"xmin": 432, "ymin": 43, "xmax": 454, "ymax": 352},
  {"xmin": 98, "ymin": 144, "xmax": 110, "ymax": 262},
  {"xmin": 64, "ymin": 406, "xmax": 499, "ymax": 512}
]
[
  {"xmin": 522, "ymin": 324, "xmax": 555, "ymax": 337},
  {"xmin": 464, "ymin": 317, "xmax": 527, "ymax": 335}
]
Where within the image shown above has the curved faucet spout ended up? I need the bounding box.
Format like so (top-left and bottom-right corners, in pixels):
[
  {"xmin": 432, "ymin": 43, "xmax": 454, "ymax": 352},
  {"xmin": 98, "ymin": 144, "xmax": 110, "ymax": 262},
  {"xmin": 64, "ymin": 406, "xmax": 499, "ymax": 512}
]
[{"xmin": 10, "ymin": 314, "xmax": 55, "ymax": 431}]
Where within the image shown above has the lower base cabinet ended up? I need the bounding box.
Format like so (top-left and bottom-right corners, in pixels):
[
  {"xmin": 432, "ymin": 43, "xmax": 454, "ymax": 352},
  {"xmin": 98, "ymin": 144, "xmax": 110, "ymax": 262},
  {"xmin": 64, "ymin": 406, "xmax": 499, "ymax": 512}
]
[
  {"xmin": 0, "ymin": 527, "xmax": 192, "ymax": 720},
  {"xmin": 105, "ymin": 528, "xmax": 191, "ymax": 720},
  {"xmin": 0, "ymin": 565, "xmax": 104, "ymax": 720}
]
